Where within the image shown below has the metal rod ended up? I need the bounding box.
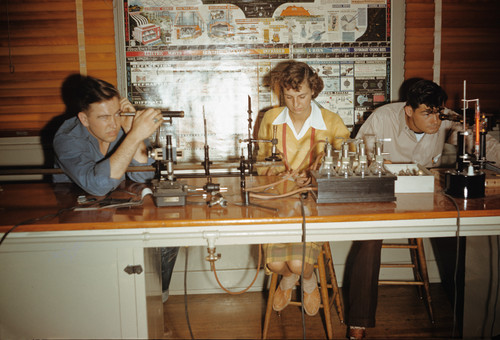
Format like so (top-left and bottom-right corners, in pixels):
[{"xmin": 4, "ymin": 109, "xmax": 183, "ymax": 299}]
[
  {"xmin": 0, "ymin": 161, "xmax": 282, "ymax": 176},
  {"xmin": 120, "ymin": 111, "xmax": 184, "ymax": 117},
  {"xmin": 462, "ymin": 80, "xmax": 467, "ymax": 131}
]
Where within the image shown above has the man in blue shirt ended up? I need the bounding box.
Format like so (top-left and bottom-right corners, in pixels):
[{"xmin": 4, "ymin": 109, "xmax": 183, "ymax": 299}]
[
  {"xmin": 53, "ymin": 75, "xmax": 178, "ymax": 303},
  {"xmin": 53, "ymin": 75, "xmax": 161, "ymax": 195}
]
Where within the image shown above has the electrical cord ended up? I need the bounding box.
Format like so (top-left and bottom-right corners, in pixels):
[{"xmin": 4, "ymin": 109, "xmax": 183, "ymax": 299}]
[
  {"xmin": 245, "ymin": 168, "xmax": 301, "ymax": 193},
  {"xmin": 0, "ymin": 206, "xmax": 75, "ymax": 246},
  {"xmin": 483, "ymin": 235, "xmax": 500, "ymax": 338},
  {"xmin": 442, "ymin": 192, "xmax": 461, "ymax": 338},
  {"xmin": 443, "ymin": 193, "xmax": 500, "ymax": 338},
  {"xmin": 299, "ymin": 195, "xmax": 307, "ymax": 340},
  {"xmin": 245, "ymin": 165, "xmax": 316, "ymax": 200},
  {"xmin": 74, "ymin": 188, "xmax": 151, "ymax": 210},
  {"xmin": 183, "ymin": 247, "xmax": 195, "ymax": 339},
  {"xmin": 245, "ymin": 139, "xmax": 326, "ymax": 195},
  {"xmin": 0, "ymin": 189, "xmax": 152, "ymax": 246},
  {"xmin": 210, "ymin": 244, "xmax": 262, "ymax": 295},
  {"xmin": 249, "ymin": 186, "xmax": 315, "ymax": 200},
  {"xmin": 491, "ymin": 235, "xmax": 500, "ymax": 337}
]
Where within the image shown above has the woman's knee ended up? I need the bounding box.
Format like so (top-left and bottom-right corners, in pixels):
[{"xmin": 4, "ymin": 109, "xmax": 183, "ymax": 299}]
[
  {"xmin": 267, "ymin": 261, "xmax": 287, "ymax": 274},
  {"xmin": 287, "ymin": 260, "xmax": 314, "ymax": 276}
]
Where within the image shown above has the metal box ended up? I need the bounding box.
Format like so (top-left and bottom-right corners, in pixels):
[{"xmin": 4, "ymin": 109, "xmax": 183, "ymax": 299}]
[
  {"xmin": 311, "ymin": 170, "xmax": 396, "ymax": 203},
  {"xmin": 151, "ymin": 179, "xmax": 187, "ymax": 207}
]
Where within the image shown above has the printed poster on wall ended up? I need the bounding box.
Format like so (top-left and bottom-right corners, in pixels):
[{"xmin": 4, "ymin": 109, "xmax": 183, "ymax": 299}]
[{"xmin": 122, "ymin": 0, "xmax": 390, "ymax": 162}]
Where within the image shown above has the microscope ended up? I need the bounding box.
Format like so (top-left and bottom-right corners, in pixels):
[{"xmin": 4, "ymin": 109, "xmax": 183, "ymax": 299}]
[
  {"xmin": 443, "ymin": 81, "xmax": 487, "ymax": 199},
  {"xmin": 147, "ymin": 110, "xmax": 188, "ymax": 206}
]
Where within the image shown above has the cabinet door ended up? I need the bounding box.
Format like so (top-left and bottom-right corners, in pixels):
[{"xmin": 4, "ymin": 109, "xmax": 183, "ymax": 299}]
[{"xmin": 0, "ymin": 244, "xmax": 162, "ymax": 339}]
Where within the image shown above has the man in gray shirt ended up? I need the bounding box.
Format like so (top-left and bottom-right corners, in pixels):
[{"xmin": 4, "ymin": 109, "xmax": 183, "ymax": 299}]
[
  {"xmin": 356, "ymin": 82, "xmax": 500, "ymax": 167},
  {"xmin": 346, "ymin": 79, "xmax": 500, "ymax": 339}
]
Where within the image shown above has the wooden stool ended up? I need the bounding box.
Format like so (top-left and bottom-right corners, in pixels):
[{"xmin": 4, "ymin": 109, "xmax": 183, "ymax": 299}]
[
  {"xmin": 379, "ymin": 238, "xmax": 434, "ymax": 323},
  {"xmin": 262, "ymin": 242, "xmax": 344, "ymax": 339}
]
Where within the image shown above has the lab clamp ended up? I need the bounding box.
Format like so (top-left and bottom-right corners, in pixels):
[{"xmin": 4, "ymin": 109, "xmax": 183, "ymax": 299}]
[
  {"xmin": 201, "ymin": 107, "xmax": 227, "ymax": 208},
  {"xmin": 148, "ymin": 110, "xmax": 189, "ymax": 207},
  {"xmin": 238, "ymin": 96, "xmax": 281, "ymax": 208},
  {"xmin": 443, "ymin": 81, "xmax": 488, "ymax": 198},
  {"xmin": 311, "ymin": 138, "xmax": 397, "ymax": 203}
]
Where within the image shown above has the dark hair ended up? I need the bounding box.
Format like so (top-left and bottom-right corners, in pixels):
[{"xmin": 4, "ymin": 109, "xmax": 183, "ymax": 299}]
[
  {"xmin": 398, "ymin": 77, "xmax": 424, "ymax": 102},
  {"xmin": 271, "ymin": 61, "xmax": 324, "ymax": 99},
  {"xmin": 62, "ymin": 74, "xmax": 120, "ymax": 114},
  {"xmin": 405, "ymin": 79, "xmax": 448, "ymax": 110}
]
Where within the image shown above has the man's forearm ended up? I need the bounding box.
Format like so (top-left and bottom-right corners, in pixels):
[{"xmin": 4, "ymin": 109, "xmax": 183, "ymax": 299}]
[
  {"xmin": 133, "ymin": 141, "xmax": 149, "ymax": 163},
  {"xmin": 111, "ymin": 107, "xmax": 162, "ymax": 179},
  {"xmin": 109, "ymin": 134, "xmax": 145, "ymax": 179}
]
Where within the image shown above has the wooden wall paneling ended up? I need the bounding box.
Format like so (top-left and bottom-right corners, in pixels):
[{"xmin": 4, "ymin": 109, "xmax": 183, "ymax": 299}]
[
  {"xmin": 440, "ymin": 1, "xmax": 500, "ymax": 115},
  {"xmin": 83, "ymin": 0, "xmax": 117, "ymax": 80},
  {"xmin": 0, "ymin": 1, "xmax": 78, "ymax": 135},
  {"xmin": 404, "ymin": 0, "xmax": 500, "ymax": 124},
  {"xmin": 0, "ymin": 0, "xmax": 116, "ymax": 136},
  {"xmin": 404, "ymin": 0, "xmax": 435, "ymax": 81}
]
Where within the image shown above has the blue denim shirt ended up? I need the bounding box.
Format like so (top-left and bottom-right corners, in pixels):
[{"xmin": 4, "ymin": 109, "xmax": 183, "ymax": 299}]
[{"xmin": 53, "ymin": 116, "xmax": 154, "ymax": 196}]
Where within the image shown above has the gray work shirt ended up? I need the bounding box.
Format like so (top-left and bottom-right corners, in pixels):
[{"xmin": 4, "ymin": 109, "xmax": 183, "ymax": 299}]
[
  {"xmin": 53, "ymin": 116, "xmax": 154, "ymax": 196},
  {"xmin": 355, "ymin": 102, "xmax": 500, "ymax": 168}
]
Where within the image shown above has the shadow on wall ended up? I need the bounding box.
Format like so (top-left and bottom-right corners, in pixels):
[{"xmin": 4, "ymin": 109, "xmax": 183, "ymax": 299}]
[{"xmin": 39, "ymin": 74, "xmax": 86, "ymax": 178}]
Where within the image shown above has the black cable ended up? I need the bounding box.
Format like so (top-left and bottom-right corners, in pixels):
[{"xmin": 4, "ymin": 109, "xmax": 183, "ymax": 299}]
[
  {"xmin": 0, "ymin": 191, "xmax": 148, "ymax": 246},
  {"xmin": 299, "ymin": 195, "xmax": 307, "ymax": 340},
  {"xmin": 482, "ymin": 236, "xmax": 494, "ymax": 338},
  {"xmin": 0, "ymin": 206, "xmax": 75, "ymax": 246},
  {"xmin": 183, "ymin": 247, "xmax": 195, "ymax": 340},
  {"xmin": 490, "ymin": 235, "xmax": 500, "ymax": 337},
  {"xmin": 442, "ymin": 192, "xmax": 461, "ymax": 338}
]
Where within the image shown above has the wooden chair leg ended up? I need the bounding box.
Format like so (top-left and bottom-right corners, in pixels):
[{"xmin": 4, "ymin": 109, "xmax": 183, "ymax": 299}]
[
  {"xmin": 416, "ymin": 238, "xmax": 434, "ymax": 323},
  {"xmin": 409, "ymin": 238, "xmax": 424, "ymax": 299},
  {"xmin": 262, "ymin": 273, "xmax": 278, "ymax": 339},
  {"xmin": 323, "ymin": 242, "xmax": 344, "ymax": 323},
  {"xmin": 317, "ymin": 250, "xmax": 333, "ymax": 339}
]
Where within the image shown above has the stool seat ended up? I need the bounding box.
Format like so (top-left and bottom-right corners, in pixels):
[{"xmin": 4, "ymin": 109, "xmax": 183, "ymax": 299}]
[{"xmin": 262, "ymin": 242, "xmax": 344, "ymax": 339}]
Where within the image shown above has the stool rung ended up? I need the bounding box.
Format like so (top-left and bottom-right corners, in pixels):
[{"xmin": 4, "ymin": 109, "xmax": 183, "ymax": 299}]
[
  {"xmin": 381, "ymin": 263, "xmax": 415, "ymax": 268},
  {"xmin": 382, "ymin": 244, "xmax": 418, "ymax": 249},
  {"xmin": 378, "ymin": 238, "xmax": 434, "ymax": 324},
  {"xmin": 379, "ymin": 280, "xmax": 424, "ymax": 285}
]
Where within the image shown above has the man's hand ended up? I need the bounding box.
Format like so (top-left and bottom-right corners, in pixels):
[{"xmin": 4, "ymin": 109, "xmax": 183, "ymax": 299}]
[
  {"xmin": 128, "ymin": 107, "xmax": 163, "ymax": 141},
  {"xmin": 119, "ymin": 99, "xmax": 163, "ymax": 139},
  {"xmin": 109, "ymin": 103, "xmax": 163, "ymax": 179}
]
